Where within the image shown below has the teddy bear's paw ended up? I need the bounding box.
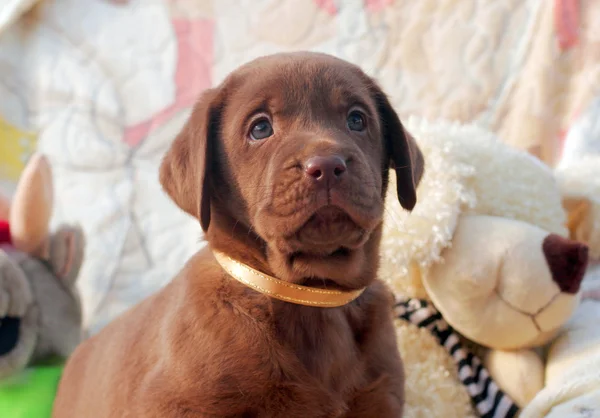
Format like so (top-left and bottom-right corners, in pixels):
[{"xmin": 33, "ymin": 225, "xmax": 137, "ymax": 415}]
[
  {"xmin": 0, "ymin": 251, "xmax": 33, "ymax": 317},
  {"xmin": 484, "ymin": 349, "xmax": 544, "ymax": 408}
]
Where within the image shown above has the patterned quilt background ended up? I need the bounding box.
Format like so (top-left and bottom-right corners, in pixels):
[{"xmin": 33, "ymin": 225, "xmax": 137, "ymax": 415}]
[{"xmin": 0, "ymin": 0, "xmax": 599, "ymax": 334}]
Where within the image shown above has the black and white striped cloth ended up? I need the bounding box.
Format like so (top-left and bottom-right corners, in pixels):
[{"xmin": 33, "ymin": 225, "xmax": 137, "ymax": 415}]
[{"xmin": 394, "ymin": 297, "xmax": 520, "ymax": 418}]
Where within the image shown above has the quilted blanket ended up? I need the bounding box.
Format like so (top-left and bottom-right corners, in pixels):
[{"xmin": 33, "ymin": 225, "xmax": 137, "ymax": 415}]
[{"xmin": 1, "ymin": 0, "xmax": 599, "ymax": 335}]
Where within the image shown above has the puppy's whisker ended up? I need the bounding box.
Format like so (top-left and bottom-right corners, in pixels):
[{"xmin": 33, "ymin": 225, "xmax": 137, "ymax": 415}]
[
  {"xmin": 382, "ymin": 205, "xmax": 404, "ymax": 231},
  {"xmin": 231, "ymin": 220, "xmax": 240, "ymax": 237},
  {"xmin": 227, "ymin": 218, "xmax": 263, "ymax": 244}
]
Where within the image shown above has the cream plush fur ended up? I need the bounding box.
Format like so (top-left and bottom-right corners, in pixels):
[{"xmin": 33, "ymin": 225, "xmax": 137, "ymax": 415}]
[
  {"xmin": 394, "ymin": 319, "xmax": 476, "ymax": 418},
  {"xmin": 381, "ymin": 117, "xmax": 582, "ymax": 412}
]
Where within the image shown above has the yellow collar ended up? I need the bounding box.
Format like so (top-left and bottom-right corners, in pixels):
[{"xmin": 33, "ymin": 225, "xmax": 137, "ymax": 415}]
[{"xmin": 213, "ymin": 251, "xmax": 365, "ymax": 308}]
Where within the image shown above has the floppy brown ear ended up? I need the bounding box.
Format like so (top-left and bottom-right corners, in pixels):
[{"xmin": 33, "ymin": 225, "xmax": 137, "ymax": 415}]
[
  {"xmin": 159, "ymin": 88, "xmax": 220, "ymax": 232},
  {"xmin": 372, "ymin": 87, "xmax": 424, "ymax": 211}
]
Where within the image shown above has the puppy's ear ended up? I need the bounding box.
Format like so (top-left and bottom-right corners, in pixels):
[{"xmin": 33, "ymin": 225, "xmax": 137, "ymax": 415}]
[
  {"xmin": 160, "ymin": 88, "xmax": 220, "ymax": 232},
  {"xmin": 371, "ymin": 86, "xmax": 424, "ymax": 211}
]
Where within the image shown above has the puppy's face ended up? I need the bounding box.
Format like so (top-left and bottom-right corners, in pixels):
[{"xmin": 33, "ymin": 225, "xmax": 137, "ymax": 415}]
[{"xmin": 161, "ymin": 52, "xmax": 423, "ymax": 288}]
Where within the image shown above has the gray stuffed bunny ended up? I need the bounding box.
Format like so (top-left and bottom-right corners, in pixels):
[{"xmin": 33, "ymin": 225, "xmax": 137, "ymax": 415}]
[{"xmin": 0, "ymin": 224, "xmax": 84, "ymax": 379}]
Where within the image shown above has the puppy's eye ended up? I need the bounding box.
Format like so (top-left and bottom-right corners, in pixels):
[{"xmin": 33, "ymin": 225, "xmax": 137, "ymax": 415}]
[
  {"xmin": 347, "ymin": 111, "xmax": 366, "ymax": 132},
  {"xmin": 249, "ymin": 119, "xmax": 274, "ymax": 141}
]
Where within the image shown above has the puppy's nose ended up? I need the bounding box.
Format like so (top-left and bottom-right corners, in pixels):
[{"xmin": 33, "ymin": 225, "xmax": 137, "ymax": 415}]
[
  {"xmin": 304, "ymin": 156, "xmax": 347, "ymax": 182},
  {"xmin": 543, "ymin": 234, "xmax": 589, "ymax": 294}
]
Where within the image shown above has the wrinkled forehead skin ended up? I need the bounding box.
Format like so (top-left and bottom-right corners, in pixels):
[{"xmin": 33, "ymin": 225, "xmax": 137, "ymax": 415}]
[{"xmin": 220, "ymin": 52, "xmax": 381, "ymax": 135}]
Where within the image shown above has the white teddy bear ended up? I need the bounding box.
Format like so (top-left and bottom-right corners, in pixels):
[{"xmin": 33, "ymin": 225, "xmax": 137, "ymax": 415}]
[{"xmin": 381, "ymin": 117, "xmax": 588, "ymax": 416}]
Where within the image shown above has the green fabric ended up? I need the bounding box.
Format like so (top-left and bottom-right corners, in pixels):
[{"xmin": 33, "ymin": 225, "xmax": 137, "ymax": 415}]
[{"xmin": 0, "ymin": 365, "xmax": 63, "ymax": 418}]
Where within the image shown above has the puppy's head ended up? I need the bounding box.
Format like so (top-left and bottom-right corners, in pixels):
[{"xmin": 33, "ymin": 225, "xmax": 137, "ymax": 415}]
[{"xmin": 160, "ymin": 52, "xmax": 423, "ymax": 288}]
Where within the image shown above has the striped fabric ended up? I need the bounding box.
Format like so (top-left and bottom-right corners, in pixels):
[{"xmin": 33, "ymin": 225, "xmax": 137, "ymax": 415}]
[{"xmin": 394, "ymin": 297, "xmax": 520, "ymax": 418}]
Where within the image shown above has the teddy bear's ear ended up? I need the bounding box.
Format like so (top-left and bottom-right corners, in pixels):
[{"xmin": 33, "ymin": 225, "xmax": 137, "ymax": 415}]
[
  {"xmin": 48, "ymin": 225, "xmax": 85, "ymax": 289},
  {"xmin": 562, "ymin": 197, "xmax": 594, "ymax": 244}
]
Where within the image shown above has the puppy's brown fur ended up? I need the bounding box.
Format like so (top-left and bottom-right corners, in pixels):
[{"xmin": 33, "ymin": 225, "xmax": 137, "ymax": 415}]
[{"xmin": 53, "ymin": 52, "xmax": 423, "ymax": 418}]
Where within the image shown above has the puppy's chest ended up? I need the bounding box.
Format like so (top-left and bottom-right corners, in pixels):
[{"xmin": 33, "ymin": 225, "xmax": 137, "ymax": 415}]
[{"xmin": 273, "ymin": 309, "xmax": 367, "ymax": 392}]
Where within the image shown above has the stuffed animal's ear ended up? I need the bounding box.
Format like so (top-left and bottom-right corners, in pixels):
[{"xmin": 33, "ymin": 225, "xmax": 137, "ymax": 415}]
[
  {"xmin": 10, "ymin": 153, "xmax": 53, "ymax": 254},
  {"xmin": 159, "ymin": 88, "xmax": 220, "ymax": 232},
  {"xmin": 562, "ymin": 197, "xmax": 594, "ymax": 244},
  {"xmin": 371, "ymin": 86, "xmax": 424, "ymax": 211},
  {"xmin": 48, "ymin": 225, "xmax": 85, "ymax": 288}
]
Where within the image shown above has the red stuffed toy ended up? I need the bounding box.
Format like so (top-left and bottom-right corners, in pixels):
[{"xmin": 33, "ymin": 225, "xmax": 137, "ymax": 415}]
[{"xmin": 0, "ymin": 220, "xmax": 10, "ymax": 245}]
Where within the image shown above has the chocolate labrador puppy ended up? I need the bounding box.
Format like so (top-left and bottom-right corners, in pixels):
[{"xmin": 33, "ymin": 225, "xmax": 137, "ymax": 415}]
[{"xmin": 53, "ymin": 52, "xmax": 423, "ymax": 418}]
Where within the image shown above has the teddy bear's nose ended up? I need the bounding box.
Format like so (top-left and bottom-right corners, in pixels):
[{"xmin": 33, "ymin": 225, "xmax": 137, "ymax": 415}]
[{"xmin": 542, "ymin": 234, "xmax": 589, "ymax": 294}]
